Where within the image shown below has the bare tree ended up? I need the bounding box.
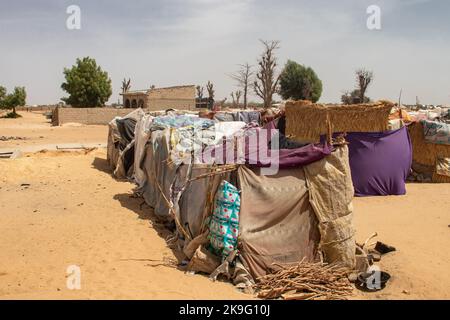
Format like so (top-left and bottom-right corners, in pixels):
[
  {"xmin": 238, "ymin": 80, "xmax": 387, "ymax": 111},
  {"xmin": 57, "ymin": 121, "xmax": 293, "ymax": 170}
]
[
  {"xmin": 230, "ymin": 92, "xmax": 236, "ymax": 107},
  {"xmin": 254, "ymin": 40, "xmax": 281, "ymax": 108},
  {"xmin": 206, "ymin": 81, "xmax": 215, "ymax": 100},
  {"xmin": 356, "ymin": 69, "xmax": 373, "ymax": 103},
  {"xmin": 235, "ymin": 90, "xmax": 242, "ymax": 106},
  {"xmin": 229, "ymin": 63, "xmax": 253, "ymax": 109},
  {"xmin": 196, "ymin": 85, "xmax": 204, "ymax": 99},
  {"xmin": 121, "ymin": 78, "xmax": 131, "ymax": 93},
  {"xmin": 230, "ymin": 90, "xmax": 242, "ymax": 108}
]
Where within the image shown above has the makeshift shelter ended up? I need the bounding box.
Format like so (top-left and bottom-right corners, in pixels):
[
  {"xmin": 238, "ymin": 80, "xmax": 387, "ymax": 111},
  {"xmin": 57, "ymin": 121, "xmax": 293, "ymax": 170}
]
[
  {"xmin": 345, "ymin": 128, "xmax": 412, "ymax": 196},
  {"xmin": 107, "ymin": 109, "xmax": 357, "ymax": 286},
  {"xmin": 285, "ymin": 100, "xmax": 395, "ymax": 143},
  {"xmin": 107, "ymin": 108, "xmax": 145, "ymax": 178},
  {"xmin": 284, "ymin": 100, "xmax": 412, "ymax": 196},
  {"xmin": 408, "ymin": 120, "xmax": 450, "ymax": 183}
]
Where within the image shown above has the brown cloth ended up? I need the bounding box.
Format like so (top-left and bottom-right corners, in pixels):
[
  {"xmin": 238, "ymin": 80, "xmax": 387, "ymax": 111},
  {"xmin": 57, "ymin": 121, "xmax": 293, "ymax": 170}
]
[
  {"xmin": 237, "ymin": 145, "xmax": 355, "ymax": 280},
  {"xmin": 237, "ymin": 166, "xmax": 320, "ymax": 280}
]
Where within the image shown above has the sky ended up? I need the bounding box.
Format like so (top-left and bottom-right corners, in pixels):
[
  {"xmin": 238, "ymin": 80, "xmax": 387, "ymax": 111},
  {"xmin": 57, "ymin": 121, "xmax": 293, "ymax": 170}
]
[{"xmin": 0, "ymin": 0, "xmax": 449, "ymax": 105}]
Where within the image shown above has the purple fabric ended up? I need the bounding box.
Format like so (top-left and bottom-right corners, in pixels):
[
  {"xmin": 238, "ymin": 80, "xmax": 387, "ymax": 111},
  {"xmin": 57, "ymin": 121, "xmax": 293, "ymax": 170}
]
[
  {"xmin": 345, "ymin": 126, "xmax": 412, "ymax": 197},
  {"xmin": 245, "ymin": 136, "xmax": 332, "ymax": 169},
  {"xmin": 244, "ymin": 122, "xmax": 332, "ymax": 168},
  {"xmin": 201, "ymin": 122, "xmax": 332, "ymax": 169}
]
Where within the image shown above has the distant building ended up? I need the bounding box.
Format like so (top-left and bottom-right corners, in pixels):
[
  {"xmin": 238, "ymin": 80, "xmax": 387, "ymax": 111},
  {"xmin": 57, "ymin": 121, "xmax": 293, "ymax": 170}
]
[{"xmin": 121, "ymin": 85, "xmax": 196, "ymax": 111}]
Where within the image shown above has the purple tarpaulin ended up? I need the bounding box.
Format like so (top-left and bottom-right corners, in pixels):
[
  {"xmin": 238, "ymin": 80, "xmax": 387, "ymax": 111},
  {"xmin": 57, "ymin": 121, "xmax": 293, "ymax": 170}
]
[
  {"xmin": 345, "ymin": 126, "xmax": 412, "ymax": 197},
  {"xmin": 201, "ymin": 122, "xmax": 332, "ymax": 169},
  {"xmin": 245, "ymin": 134, "xmax": 332, "ymax": 169},
  {"xmin": 244, "ymin": 122, "xmax": 332, "ymax": 169}
]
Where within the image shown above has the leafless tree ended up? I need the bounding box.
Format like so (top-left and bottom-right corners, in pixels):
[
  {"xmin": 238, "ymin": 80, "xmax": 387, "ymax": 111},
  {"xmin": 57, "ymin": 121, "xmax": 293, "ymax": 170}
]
[
  {"xmin": 356, "ymin": 69, "xmax": 373, "ymax": 103},
  {"xmin": 206, "ymin": 81, "xmax": 215, "ymax": 100},
  {"xmin": 196, "ymin": 85, "xmax": 204, "ymax": 99},
  {"xmin": 231, "ymin": 90, "xmax": 242, "ymax": 107},
  {"xmin": 121, "ymin": 78, "xmax": 131, "ymax": 93},
  {"xmin": 229, "ymin": 63, "xmax": 253, "ymax": 109},
  {"xmin": 254, "ymin": 40, "xmax": 281, "ymax": 108}
]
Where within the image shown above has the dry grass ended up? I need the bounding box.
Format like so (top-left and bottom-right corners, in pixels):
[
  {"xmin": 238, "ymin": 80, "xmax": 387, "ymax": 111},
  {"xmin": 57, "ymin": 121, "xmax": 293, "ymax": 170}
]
[
  {"xmin": 254, "ymin": 260, "xmax": 353, "ymax": 300},
  {"xmin": 408, "ymin": 122, "xmax": 450, "ymax": 183},
  {"xmin": 285, "ymin": 100, "xmax": 395, "ymax": 143}
]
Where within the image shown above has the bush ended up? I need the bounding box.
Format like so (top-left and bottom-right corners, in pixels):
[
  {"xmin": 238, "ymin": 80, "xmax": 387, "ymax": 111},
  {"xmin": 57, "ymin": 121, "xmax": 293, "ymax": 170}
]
[
  {"xmin": 61, "ymin": 57, "xmax": 112, "ymax": 107},
  {"xmin": 0, "ymin": 86, "xmax": 26, "ymax": 116},
  {"xmin": 279, "ymin": 60, "xmax": 322, "ymax": 103}
]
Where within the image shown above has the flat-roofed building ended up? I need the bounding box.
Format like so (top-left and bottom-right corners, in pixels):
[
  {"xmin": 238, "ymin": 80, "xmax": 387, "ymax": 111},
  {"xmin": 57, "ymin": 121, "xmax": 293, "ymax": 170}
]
[{"xmin": 121, "ymin": 85, "xmax": 196, "ymax": 111}]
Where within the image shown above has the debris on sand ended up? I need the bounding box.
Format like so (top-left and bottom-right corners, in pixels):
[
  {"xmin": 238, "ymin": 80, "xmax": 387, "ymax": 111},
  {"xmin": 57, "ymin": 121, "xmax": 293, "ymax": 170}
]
[
  {"xmin": 254, "ymin": 260, "xmax": 353, "ymax": 300},
  {"xmin": 0, "ymin": 150, "xmax": 22, "ymax": 159},
  {"xmin": 375, "ymin": 241, "xmax": 396, "ymax": 254},
  {"xmin": 0, "ymin": 136, "xmax": 27, "ymax": 141}
]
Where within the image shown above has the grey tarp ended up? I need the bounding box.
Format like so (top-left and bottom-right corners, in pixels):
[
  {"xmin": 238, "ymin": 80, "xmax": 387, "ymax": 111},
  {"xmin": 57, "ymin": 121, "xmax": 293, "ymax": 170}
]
[
  {"xmin": 237, "ymin": 166, "xmax": 320, "ymax": 280},
  {"xmin": 140, "ymin": 129, "xmax": 176, "ymax": 218},
  {"xmin": 139, "ymin": 128, "xmax": 231, "ymax": 240},
  {"xmin": 173, "ymin": 165, "xmax": 232, "ymax": 240},
  {"xmin": 107, "ymin": 122, "xmax": 121, "ymax": 171},
  {"xmin": 107, "ymin": 108, "xmax": 146, "ymax": 179},
  {"xmin": 134, "ymin": 114, "xmax": 154, "ymax": 189}
]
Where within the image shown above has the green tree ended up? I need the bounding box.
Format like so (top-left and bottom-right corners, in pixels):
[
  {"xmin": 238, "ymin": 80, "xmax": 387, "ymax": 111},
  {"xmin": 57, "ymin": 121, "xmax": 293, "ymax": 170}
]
[
  {"xmin": 279, "ymin": 60, "xmax": 322, "ymax": 103},
  {"xmin": 61, "ymin": 57, "xmax": 112, "ymax": 107},
  {"xmin": 0, "ymin": 86, "xmax": 6, "ymax": 101},
  {"xmin": 0, "ymin": 86, "xmax": 26, "ymax": 117}
]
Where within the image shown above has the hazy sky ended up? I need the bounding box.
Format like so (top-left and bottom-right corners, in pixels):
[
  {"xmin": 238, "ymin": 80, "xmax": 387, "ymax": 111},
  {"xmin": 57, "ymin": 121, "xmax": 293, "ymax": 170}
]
[{"xmin": 0, "ymin": 0, "xmax": 449, "ymax": 105}]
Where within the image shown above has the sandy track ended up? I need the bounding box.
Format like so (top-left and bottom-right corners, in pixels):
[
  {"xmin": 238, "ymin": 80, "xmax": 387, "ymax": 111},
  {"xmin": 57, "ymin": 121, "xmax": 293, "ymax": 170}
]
[
  {"xmin": 0, "ymin": 111, "xmax": 107, "ymax": 150},
  {"xmin": 0, "ymin": 150, "xmax": 247, "ymax": 299}
]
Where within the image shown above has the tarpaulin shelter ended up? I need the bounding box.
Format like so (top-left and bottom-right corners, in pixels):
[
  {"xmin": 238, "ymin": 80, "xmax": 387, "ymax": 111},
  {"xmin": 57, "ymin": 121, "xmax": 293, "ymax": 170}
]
[
  {"xmin": 408, "ymin": 120, "xmax": 450, "ymax": 183},
  {"xmin": 345, "ymin": 128, "xmax": 412, "ymax": 196},
  {"xmin": 285, "ymin": 100, "xmax": 413, "ymax": 196},
  {"xmin": 107, "ymin": 109, "xmax": 356, "ymax": 286}
]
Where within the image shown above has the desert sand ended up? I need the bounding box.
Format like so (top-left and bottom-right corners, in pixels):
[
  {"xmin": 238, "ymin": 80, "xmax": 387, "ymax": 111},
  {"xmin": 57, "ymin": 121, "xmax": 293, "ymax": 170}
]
[
  {"xmin": 0, "ymin": 112, "xmax": 449, "ymax": 299},
  {"xmin": 0, "ymin": 111, "xmax": 107, "ymax": 151}
]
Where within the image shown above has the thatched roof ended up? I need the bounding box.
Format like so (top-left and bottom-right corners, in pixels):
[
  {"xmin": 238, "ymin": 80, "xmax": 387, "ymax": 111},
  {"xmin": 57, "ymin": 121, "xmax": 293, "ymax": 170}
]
[
  {"xmin": 409, "ymin": 122, "xmax": 450, "ymax": 183},
  {"xmin": 285, "ymin": 100, "xmax": 395, "ymax": 143}
]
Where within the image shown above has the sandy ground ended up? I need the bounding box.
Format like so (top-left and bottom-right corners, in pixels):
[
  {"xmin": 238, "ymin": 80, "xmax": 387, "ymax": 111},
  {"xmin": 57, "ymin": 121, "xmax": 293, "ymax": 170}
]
[
  {"xmin": 353, "ymin": 187, "xmax": 450, "ymax": 299},
  {"xmin": 0, "ymin": 111, "xmax": 107, "ymax": 150},
  {"xmin": 0, "ymin": 112, "xmax": 449, "ymax": 299},
  {"xmin": 0, "ymin": 149, "xmax": 247, "ymax": 299}
]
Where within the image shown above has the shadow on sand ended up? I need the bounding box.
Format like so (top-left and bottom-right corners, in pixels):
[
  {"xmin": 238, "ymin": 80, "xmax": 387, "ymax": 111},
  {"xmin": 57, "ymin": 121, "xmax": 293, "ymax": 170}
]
[
  {"xmin": 113, "ymin": 192, "xmax": 187, "ymax": 265},
  {"xmin": 91, "ymin": 157, "xmax": 112, "ymax": 174},
  {"xmin": 92, "ymin": 156, "xmax": 188, "ymax": 268}
]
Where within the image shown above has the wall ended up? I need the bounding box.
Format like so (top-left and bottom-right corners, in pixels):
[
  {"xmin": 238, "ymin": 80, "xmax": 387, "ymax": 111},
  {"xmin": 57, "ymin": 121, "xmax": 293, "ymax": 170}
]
[
  {"xmin": 16, "ymin": 105, "xmax": 58, "ymax": 112},
  {"xmin": 147, "ymin": 85, "xmax": 196, "ymax": 111},
  {"xmin": 52, "ymin": 107, "xmax": 135, "ymax": 126}
]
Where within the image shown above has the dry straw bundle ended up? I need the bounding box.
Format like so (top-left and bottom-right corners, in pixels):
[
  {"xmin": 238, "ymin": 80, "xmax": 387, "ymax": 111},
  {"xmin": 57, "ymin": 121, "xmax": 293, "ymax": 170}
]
[
  {"xmin": 408, "ymin": 122, "xmax": 450, "ymax": 183},
  {"xmin": 254, "ymin": 260, "xmax": 353, "ymax": 300},
  {"xmin": 285, "ymin": 100, "xmax": 395, "ymax": 143}
]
